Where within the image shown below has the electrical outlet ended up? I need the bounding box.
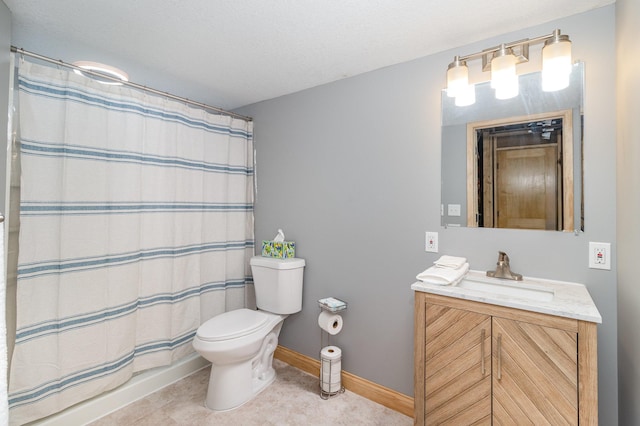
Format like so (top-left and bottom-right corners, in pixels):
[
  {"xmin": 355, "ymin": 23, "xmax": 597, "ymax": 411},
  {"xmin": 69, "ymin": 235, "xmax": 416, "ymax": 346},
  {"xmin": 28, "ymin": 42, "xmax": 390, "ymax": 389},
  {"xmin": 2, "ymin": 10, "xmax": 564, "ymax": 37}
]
[
  {"xmin": 589, "ymin": 242, "xmax": 611, "ymax": 270},
  {"xmin": 425, "ymin": 232, "xmax": 438, "ymax": 253},
  {"xmin": 447, "ymin": 204, "xmax": 461, "ymax": 217}
]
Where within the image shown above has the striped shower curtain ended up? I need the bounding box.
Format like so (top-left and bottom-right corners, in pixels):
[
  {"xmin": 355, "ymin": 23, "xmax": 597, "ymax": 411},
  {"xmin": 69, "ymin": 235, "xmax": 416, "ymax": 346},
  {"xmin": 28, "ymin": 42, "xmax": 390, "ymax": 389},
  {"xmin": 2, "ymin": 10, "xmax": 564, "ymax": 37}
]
[{"xmin": 8, "ymin": 61, "xmax": 254, "ymax": 424}]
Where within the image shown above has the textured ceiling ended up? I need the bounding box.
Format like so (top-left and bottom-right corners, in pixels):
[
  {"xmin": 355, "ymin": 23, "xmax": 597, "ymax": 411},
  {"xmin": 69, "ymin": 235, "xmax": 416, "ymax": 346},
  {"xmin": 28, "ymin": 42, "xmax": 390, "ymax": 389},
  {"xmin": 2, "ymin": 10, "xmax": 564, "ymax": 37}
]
[{"xmin": 4, "ymin": 0, "xmax": 614, "ymax": 110}]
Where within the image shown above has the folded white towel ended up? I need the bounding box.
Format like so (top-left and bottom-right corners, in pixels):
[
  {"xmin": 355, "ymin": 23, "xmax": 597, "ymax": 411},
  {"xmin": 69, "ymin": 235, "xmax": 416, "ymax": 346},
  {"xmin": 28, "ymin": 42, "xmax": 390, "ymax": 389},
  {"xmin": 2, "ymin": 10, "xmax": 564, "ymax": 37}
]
[
  {"xmin": 416, "ymin": 262, "xmax": 470, "ymax": 286},
  {"xmin": 434, "ymin": 255, "xmax": 468, "ymax": 269}
]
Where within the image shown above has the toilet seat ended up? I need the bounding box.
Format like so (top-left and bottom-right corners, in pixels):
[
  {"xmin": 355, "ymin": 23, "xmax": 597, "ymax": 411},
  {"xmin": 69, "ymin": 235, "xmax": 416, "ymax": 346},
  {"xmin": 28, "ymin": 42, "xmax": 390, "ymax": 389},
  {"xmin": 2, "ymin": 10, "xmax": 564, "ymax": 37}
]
[{"xmin": 196, "ymin": 309, "xmax": 270, "ymax": 342}]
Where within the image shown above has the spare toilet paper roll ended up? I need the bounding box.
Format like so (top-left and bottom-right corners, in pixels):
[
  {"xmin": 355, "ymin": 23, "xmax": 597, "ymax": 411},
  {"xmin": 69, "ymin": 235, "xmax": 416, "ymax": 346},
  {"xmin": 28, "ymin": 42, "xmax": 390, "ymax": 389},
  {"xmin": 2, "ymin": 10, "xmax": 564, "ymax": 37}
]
[
  {"xmin": 318, "ymin": 311, "xmax": 343, "ymax": 335},
  {"xmin": 320, "ymin": 346, "xmax": 342, "ymax": 393},
  {"xmin": 321, "ymin": 345, "xmax": 342, "ymax": 360}
]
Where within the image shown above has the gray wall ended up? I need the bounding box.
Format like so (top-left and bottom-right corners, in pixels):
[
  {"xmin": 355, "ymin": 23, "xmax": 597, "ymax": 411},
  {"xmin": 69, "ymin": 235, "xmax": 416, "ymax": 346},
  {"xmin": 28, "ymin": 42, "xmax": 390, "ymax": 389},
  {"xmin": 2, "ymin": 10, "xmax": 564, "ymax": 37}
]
[
  {"xmin": 616, "ymin": 0, "xmax": 640, "ymax": 424},
  {"xmin": 237, "ymin": 6, "xmax": 618, "ymax": 424},
  {"xmin": 1, "ymin": 0, "xmax": 10, "ymax": 215}
]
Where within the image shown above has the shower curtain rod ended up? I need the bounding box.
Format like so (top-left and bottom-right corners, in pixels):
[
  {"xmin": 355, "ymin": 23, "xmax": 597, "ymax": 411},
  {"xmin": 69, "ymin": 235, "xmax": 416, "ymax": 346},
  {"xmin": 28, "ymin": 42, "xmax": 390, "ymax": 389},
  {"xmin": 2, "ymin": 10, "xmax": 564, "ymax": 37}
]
[{"xmin": 10, "ymin": 46, "xmax": 252, "ymax": 122}]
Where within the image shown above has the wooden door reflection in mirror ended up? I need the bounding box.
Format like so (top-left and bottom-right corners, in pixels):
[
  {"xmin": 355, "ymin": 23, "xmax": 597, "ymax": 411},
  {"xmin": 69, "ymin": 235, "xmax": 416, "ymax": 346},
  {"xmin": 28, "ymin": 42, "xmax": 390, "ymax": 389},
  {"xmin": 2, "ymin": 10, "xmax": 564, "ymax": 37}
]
[{"xmin": 467, "ymin": 110, "xmax": 573, "ymax": 231}]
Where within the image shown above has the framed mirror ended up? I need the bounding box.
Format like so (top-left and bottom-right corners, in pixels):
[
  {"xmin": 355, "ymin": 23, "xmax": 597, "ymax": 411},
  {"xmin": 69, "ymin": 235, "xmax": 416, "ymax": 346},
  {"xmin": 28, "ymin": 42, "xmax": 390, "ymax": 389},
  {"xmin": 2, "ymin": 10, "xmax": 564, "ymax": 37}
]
[{"xmin": 441, "ymin": 62, "xmax": 584, "ymax": 232}]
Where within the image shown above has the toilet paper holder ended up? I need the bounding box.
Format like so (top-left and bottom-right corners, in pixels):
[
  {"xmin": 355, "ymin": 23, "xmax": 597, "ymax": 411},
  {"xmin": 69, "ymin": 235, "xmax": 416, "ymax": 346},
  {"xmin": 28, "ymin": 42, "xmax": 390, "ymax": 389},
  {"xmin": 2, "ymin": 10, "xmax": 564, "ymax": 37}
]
[{"xmin": 318, "ymin": 297, "xmax": 347, "ymax": 399}]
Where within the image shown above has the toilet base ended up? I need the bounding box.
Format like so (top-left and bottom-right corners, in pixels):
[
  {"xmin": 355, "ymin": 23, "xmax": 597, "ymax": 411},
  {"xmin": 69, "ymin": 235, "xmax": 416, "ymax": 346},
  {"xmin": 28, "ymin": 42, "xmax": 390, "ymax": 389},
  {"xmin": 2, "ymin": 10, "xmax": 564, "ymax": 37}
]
[
  {"xmin": 203, "ymin": 328, "xmax": 280, "ymax": 411},
  {"xmin": 204, "ymin": 363, "xmax": 277, "ymax": 411}
]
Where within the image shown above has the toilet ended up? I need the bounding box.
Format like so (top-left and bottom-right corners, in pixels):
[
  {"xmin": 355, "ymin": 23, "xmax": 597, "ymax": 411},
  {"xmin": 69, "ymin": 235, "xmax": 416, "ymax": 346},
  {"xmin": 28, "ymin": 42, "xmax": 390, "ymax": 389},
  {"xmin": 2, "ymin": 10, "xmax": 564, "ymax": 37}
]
[{"xmin": 192, "ymin": 256, "xmax": 305, "ymax": 411}]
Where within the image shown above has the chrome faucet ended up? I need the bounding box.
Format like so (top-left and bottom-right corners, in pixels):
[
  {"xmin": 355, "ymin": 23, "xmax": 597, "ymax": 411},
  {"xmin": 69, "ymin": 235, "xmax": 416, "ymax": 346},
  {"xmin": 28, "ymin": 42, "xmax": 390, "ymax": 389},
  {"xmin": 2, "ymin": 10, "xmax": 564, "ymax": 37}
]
[{"xmin": 487, "ymin": 251, "xmax": 523, "ymax": 281}]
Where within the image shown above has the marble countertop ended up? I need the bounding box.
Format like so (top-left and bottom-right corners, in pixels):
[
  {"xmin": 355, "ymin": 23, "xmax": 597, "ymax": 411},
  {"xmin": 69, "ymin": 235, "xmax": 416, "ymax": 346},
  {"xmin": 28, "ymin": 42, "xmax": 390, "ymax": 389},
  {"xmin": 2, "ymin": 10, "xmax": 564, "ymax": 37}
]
[{"xmin": 411, "ymin": 270, "xmax": 602, "ymax": 323}]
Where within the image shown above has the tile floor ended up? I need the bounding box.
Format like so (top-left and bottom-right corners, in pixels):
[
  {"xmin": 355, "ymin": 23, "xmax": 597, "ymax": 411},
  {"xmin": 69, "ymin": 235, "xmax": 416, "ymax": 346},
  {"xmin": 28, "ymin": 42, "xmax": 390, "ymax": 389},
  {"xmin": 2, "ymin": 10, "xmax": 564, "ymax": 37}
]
[{"xmin": 88, "ymin": 359, "xmax": 413, "ymax": 425}]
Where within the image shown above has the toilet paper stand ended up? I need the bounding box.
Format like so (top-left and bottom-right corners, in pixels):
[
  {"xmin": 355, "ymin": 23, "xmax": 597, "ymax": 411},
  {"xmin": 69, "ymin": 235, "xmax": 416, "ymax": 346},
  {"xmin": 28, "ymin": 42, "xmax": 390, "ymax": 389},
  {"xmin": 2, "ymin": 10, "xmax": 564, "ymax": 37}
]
[{"xmin": 318, "ymin": 297, "xmax": 347, "ymax": 399}]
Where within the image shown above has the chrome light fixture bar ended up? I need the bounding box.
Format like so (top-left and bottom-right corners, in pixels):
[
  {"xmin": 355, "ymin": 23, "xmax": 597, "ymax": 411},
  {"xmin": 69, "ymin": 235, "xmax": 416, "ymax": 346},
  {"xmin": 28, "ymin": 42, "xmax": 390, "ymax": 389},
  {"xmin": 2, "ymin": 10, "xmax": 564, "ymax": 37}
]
[{"xmin": 446, "ymin": 29, "xmax": 572, "ymax": 106}]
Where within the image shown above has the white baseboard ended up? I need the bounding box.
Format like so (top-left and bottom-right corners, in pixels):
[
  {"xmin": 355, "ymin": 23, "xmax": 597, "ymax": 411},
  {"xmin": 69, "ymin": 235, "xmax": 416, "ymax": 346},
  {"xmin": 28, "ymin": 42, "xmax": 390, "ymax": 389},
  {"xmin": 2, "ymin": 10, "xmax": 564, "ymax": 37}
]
[{"xmin": 33, "ymin": 353, "xmax": 210, "ymax": 426}]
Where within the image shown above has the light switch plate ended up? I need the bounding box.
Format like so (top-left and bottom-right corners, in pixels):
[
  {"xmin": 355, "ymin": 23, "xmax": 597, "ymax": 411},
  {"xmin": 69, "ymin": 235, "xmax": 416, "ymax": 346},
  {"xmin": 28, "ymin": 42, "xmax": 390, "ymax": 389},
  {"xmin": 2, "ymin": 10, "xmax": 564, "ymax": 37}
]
[{"xmin": 448, "ymin": 204, "xmax": 461, "ymax": 217}]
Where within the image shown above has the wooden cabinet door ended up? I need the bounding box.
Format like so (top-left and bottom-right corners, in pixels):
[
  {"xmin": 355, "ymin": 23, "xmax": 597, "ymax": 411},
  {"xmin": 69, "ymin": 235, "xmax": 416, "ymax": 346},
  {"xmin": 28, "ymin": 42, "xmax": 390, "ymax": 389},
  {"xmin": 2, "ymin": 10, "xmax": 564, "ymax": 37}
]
[
  {"xmin": 424, "ymin": 303, "xmax": 491, "ymax": 425},
  {"xmin": 492, "ymin": 317, "xmax": 578, "ymax": 425}
]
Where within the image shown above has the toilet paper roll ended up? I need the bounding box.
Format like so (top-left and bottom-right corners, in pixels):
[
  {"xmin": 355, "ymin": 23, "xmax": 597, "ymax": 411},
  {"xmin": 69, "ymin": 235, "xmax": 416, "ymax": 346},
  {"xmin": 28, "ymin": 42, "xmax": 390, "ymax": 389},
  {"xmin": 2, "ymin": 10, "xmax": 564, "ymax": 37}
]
[
  {"xmin": 318, "ymin": 311, "xmax": 343, "ymax": 335},
  {"xmin": 320, "ymin": 345, "xmax": 342, "ymax": 360},
  {"xmin": 321, "ymin": 347, "xmax": 341, "ymax": 376},
  {"xmin": 320, "ymin": 346, "xmax": 342, "ymax": 393},
  {"xmin": 322, "ymin": 374, "xmax": 341, "ymax": 386},
  {"xmin": 322, "ymin": 380, "xmax": 342, "ymax": 393},
  {"xmin": 321, "ymin": 359, "xmax": 341, "ymax": 379},
  {"xmin": 322, "ymin": 373, "xmax": 341, "ymax": 382},
  {"xmin": 322, "ymin": 369, "xmax": 341, "ymax": 379}
]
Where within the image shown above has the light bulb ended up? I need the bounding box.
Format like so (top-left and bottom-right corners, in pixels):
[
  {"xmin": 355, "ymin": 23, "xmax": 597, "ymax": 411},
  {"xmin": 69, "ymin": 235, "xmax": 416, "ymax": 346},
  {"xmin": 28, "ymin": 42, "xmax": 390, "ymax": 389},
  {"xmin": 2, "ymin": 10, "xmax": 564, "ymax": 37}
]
[
  {"xmin": 455, "ymin": 84, "xmax": 476, "ymax": 107},
  {"xmin": 495, "ymin": 80, "xmax": 519, "ymax": 100},
  {"xmin": 491, "ymin": 46, "xmax": 519, "ymax": 100},
  {"xmin": 446, "ymin": 57, "xmax": 469, "ymax": 98},
  {"xmin": 542, "ymin": 70, "xmax": 571, "ymax": 92},
  {"xmin": 542, "ymin": 32, "xmax": 572, "ymax": 92}
]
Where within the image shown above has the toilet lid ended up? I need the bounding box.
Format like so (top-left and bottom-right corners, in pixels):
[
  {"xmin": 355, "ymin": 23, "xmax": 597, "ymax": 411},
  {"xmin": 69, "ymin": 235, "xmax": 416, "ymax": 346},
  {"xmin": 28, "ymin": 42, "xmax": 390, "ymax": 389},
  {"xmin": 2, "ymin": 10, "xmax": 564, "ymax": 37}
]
[{"xmin": 196, "ymin": 309, "xmax": 270, "ymax": 342}]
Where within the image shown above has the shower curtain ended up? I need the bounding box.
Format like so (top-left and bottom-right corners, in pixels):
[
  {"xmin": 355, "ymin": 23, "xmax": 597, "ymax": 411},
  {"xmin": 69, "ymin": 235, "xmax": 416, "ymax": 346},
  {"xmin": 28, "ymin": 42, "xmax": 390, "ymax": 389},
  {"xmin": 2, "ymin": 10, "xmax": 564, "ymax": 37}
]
[{"xmin": 7, "ymin": 61, "xmax": 254, "ymax": 424}]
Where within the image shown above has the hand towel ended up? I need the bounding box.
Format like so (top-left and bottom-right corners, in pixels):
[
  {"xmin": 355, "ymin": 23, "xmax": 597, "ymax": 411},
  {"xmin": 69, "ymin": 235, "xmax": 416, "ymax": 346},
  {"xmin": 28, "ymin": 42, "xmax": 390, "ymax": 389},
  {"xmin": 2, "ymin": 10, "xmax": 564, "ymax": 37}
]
[
  {"xmin": 434, "ymin": 255, "xmax": 468, "ymax": 269},
  {"xmin": 416, "ymin": 262, "xmax": 470, "ymax": 286}
]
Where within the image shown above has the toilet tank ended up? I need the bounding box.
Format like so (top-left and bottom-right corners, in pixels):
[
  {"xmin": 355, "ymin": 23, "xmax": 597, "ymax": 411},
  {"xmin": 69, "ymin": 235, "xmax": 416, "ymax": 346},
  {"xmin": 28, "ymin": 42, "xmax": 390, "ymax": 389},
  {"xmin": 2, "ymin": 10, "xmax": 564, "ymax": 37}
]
[{"xmin": 250, "ymin": 256, "xmax": 305, "ymax": 314}]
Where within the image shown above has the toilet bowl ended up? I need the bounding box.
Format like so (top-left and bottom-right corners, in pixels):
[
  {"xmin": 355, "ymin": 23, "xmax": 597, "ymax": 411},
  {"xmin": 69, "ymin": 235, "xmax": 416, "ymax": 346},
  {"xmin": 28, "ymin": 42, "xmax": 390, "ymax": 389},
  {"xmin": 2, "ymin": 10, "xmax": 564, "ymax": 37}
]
[
  {"xmin": 193, "ymin": 256, "xmax": 305, "ymax": 411},
  {"xmin": 192, "ymin": 308, "xmax": 286, "ymax": 410}
]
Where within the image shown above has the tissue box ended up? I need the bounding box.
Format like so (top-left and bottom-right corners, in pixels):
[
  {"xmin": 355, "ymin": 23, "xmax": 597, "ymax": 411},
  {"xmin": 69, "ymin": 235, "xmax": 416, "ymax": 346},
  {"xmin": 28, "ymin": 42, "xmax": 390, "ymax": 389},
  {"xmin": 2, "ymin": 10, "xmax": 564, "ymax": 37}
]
[{"xmin": 261, "ymin": 240, "xmax": 296, "ymax": 258}]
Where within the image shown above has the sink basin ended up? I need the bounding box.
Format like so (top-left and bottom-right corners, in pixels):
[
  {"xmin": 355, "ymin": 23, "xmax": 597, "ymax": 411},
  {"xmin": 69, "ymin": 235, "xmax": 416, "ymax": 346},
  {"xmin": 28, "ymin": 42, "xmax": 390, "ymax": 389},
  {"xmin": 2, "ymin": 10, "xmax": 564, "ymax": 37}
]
[{"xmin": 455, "ymin": 276, "xmax": 555, "ymax": 302}]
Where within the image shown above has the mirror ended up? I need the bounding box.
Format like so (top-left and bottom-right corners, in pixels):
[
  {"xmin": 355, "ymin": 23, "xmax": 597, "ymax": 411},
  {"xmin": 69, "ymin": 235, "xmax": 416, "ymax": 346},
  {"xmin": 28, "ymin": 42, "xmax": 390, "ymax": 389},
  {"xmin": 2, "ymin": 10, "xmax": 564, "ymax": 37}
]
[{"xmin": 441, "ymin": 62, "xmax": 584, "ymax": 231}]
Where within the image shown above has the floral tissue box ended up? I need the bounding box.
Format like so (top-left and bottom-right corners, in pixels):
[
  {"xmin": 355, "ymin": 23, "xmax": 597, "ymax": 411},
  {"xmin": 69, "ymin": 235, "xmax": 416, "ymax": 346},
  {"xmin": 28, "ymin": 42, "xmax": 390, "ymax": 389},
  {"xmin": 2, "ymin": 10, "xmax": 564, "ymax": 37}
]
[{"xmin": 261, "ymin": 240, "xmax": 296, "ymax": 258}]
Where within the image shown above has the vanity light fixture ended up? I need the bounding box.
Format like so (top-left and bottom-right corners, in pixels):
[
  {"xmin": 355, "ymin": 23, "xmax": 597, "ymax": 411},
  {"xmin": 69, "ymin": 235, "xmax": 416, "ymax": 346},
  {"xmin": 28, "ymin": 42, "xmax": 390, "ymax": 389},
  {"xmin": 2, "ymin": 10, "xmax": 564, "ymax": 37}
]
[
  {"xmin": 72, "ymin": 61, "xmax": 129, "ymax": 85},
  {"xmin": 445, "ymin": 29, "xmax": 572, "ymax": 106}
]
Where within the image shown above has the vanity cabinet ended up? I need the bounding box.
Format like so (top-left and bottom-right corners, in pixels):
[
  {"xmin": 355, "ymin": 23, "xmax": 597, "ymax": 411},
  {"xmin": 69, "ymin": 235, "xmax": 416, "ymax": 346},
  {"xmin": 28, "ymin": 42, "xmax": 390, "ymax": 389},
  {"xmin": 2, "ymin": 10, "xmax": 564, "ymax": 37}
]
[{"xmin": 414, "ymin": 292, "xmax": 598, "ymax": 425}]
